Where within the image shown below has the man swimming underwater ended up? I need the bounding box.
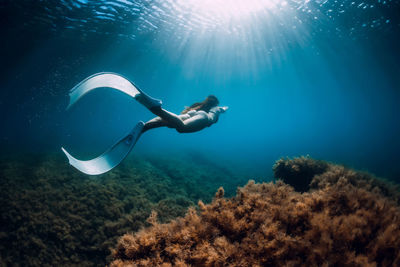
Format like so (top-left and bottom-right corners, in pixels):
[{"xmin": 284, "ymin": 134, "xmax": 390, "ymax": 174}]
[{"xmin": 61, "ymin": 73, "xmax": 228, "ymax": 175}]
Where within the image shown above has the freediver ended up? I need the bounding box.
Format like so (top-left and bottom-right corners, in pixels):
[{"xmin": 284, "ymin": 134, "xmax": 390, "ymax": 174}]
[
  {"xmin": 140, "ymin": 95, "xmax": 228, "ymax": 134},
  {"xmin": 61, "ymin": 73, "xmax": 228, "ymax": 175}
]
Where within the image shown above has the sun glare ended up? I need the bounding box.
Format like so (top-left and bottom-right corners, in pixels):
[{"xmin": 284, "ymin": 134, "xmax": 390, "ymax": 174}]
[{"xmin": 177, "ymin": 0, "xmax": 286, "ymax": 23}]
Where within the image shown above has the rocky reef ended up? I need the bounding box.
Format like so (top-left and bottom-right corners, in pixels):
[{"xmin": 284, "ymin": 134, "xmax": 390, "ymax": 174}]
[
  {"xmin": 0, "ymin": 152, "xmax": 248, "ymax": 266},
  {"xmin": 112, "ymin": 157, "xmax": 400, "ymax": 266}
]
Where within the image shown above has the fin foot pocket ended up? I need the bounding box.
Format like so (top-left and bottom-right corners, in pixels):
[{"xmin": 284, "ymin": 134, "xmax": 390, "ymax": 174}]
[{"xmin": 135, "ymin": 92, "xmax": 162, "ymax": 109}]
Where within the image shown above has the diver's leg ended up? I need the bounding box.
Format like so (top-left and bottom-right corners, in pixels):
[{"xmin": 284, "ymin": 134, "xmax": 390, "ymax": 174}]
[
  {"xmin": 142, "ymin": 111, "xmax": 199, "ymax": 133},
  {"xmin": 144, "ymin": 108, "xmax": 210, "ymax": 133},
  {"xmin": 142, "ymin": 117, "xmax": 169, "ymax": 133},
  {"xmin": 148, "ymin": 107, "xmax": 185, "ymax": 129}
]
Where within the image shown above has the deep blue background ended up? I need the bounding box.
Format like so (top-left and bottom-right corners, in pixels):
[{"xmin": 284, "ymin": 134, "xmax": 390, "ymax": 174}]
[{"xmin": 1, "ymin": 0, "xmax": 399, "ymax": 181}]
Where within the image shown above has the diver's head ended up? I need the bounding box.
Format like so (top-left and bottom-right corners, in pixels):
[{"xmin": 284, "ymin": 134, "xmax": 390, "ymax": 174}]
[
  {"xmin": 203, "ymin": 95, "xmax": 219, "ymax": 109},
  {"xmin": 182, "ymin": 95, "xmax": 220, "ymax": 114}
]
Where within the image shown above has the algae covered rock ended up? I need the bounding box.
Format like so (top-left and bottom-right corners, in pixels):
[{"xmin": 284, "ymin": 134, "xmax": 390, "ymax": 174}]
[
  {"xmin": 0, "ymin": 153, "xmax": 247, "ymax": 266},
  {"xmin": 112, "ymin": 157, "xmax": 400, "ymax": 266}
]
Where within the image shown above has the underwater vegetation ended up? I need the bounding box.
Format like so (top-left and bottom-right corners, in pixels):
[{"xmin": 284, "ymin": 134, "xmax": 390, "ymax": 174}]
[
  {"xmin": 112, "ymin": 157, "xmax": 400, "ymax": 266},
  {"xmin": 0, "ymin": 153, "xmax": 247, "ymax": 266}
]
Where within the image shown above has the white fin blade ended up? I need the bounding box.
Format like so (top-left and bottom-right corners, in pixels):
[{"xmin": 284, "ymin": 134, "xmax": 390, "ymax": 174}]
[
  {"xmin": 61, "ymin": 122, "xmax": 144, "ymax": 175},
  {"xmin": 67, "ymin": 73, "xmax": 141, "ymax": 110}
]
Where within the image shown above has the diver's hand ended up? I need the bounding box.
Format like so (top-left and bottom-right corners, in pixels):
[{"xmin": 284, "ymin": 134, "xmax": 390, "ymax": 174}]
[{"xmin": 221, "ymin": 106, "xmax": 229, "ymax": 112}]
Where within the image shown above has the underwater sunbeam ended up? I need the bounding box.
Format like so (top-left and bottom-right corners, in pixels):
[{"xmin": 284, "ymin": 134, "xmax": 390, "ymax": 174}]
[{"xmin": 176, "ymin": 0, "xmax": 286, "ymax": 23}]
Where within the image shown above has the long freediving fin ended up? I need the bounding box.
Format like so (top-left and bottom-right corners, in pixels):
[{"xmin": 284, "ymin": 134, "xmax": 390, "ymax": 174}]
[
  {"xmin": 61, "ymin": 121, "xmax": 144, "ymax": 175},
  {"xmin": 66, "ymin": 72, "xmax": 162, "ymax": 110},
  {"xmin": 62, "ymin": 72, "xmax": 162, "ymax": 174}
]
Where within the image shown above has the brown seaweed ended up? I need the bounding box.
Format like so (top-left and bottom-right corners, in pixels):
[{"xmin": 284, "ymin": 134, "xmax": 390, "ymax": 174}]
[
  {"xmin": 0, "ymin": 153, "xmax": 247, "ymax": 266},
  {"xmin": 112, "ymin": 157, "xmax": 400, "ymax": 266}
]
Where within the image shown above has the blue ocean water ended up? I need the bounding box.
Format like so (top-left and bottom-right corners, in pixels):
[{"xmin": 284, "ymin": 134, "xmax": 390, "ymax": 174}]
[{"xmin": 1, "ymin": 0, "xmax": 399, "ymax": 180}]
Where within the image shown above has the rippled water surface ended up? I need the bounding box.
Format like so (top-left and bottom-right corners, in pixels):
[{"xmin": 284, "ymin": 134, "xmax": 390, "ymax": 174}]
[{"xmin": 3, "ymin": 0, "xmax": 399, "ymax": 38}]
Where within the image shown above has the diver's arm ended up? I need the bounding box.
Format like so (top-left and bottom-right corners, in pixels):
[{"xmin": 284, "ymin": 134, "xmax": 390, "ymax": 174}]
[{"xmin": 208, "ymin": 106, "xmax": 228, "ymax": 124}]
